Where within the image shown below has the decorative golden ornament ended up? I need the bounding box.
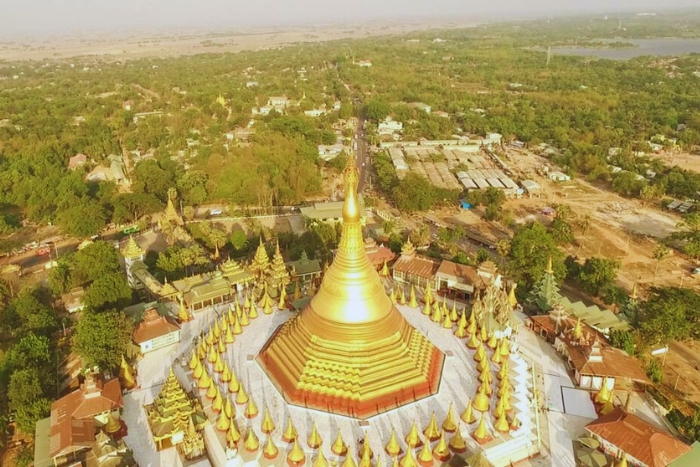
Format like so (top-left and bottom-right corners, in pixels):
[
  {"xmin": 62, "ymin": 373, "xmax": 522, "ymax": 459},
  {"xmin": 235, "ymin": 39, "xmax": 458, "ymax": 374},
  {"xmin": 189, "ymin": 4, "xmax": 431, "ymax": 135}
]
[
  {"xmin": 423, "ymin": 413, "xmax": 440, "ymax": 441},
  {"xmin": 249, "ymin": 302, "xmax": 259, "ymax": 319},
  {"xmin": 332, "ymin": 429, "xmax": 348, "ymax": 456},
  {"xmin": 408, "ymin": 285, "xmax": 418, "ymax": 308},
  {"xmin": 198, "ymin": 368, "xmax": 211, "ymax": 389},
  {"xmin": 188, "ymin": 351, "xmax": 199, "ymax": 370},
  {"xmin": 307, "ymin": 421, "xmax": 322, "ymax": 448},
  {"xmin": 232, "ymin": 313, "xmax": 243, "ymax": 335},
  {"xmin": 224, "ymin": 325, "xmax": 235, "ymax": 344},
  {"xmin": 221, "ymin": 363, "xmax": 232, "ymax": 383},
  {"xmin": 244, "ymin": 396, "xmax": 258, "ymax": 418},
  {"xmin": 449, "ymin": 301, "xmax": 458, "ymax": 322},
  {"xmin": 479, "ymin": 379, "xmax": 493, "ymax": 397},
  {"xmin": 486, "ymin": 333, "xmax": 498, "ymax": 349},
  {"xmin": 342, "ymin": 454, "xmax": 358, "ymax": 467},
  {"xmin": 261, "ymin": 407, "xmax": 275, "ymax": 434},
  {"xmin": 417, "ymin": 437, "xmax": 433, "ymax": 467},
  {"xmin": 442, "ymin": 404, "xmax": 457, "ymax": 433},
  {"xmin": 358, "ymin": 432, "xmax": 373, "ymax": 460},
  {"xmin": 212, "ymin": 387, "xmax": 223, "ymax": 412},
  {"xmin": 472, "ymin": 414, "xmax": 489, "ymax": 442},
  {"xmin": 466, "ymin": 331, "xmax": 479, "ymax": 349},
  {"xmin": 398, "ymin": 448, "xmax": 417, "ymax": 467},
  {"xmin": 313, "ymin": 449, "xmax": 329, "ymax": 467},
  {"xmin": 224, "ymin": 396, "xmax": 235, "ymax": 419},
  {"xmin": 206, "ymin": 379, "xmax": 218, "ymax": 399},
  {"xmin": 104, "ymin": 412, "xmax": 121, "ymax": 434},
  {"xmin": 441, "ymin": 313, "xmax": 452, "ymax": 329},
  {"xmin": 216, "ymin": 410, "xmax": 230, "ymax": 431},
  {"xmin": 385, "ymin": 428, "xmax": 402, "ymax": 457},
  {"xmin": 263, "ymin": 435, "xmax": 279, "ymax": 459},
  {"xmin": 192, "ymin": 359, "xmax": 204, "ymax": 380},
  {"xmin": 494, "ymin": 410, "xmax": 510, "ymax": 433},
  {"xmin": 422, "ymin": 300, "xmax": 431, "ymax": 316},
  {"xmin": 213, "ymin": 320, "xmax": 221, "ymax": 339},
  {"xmin": 214, "ymin": 354, "xmax": 225, "ymax": 373},
  {"xmin": 474, "ymin": 342, "xmax": 485, "ymax": 362},
  {"xmin": 244, "ymin": 426, "xmax": 259, "ymax": 451},
  {"xmin": 430, "ymin": 300, "xmax": 442, "ymax": 323},
  {"xmin": 235, "ymin": 386, "xmax": 249, "ymax": 405},
  {"xmin": 207, "ymin": 345, "xmax": 218, "ymax": 364},
  {"xmin": 398, "ymin": 287, "xmax": 406, "ymax": 306},
  {"xmin": 228, "ymin": 371, "xmax": 240, "ymax": 394},
  {"xmin": 240, "ymin": 307, "xmax": 250, "ymax": 326},
  {"xmin": 461, "ymin": 399, "xmax": 476, "ymax": 424},
  {"xmin": 287, "ymin": 437, "xmax": 306, "ymax": 466},
  {"xmin": 282, "ymin": 416, "xmax": 297, "ymax": 443},
  {"xmin": 405, "ymin": 421, "xmax": 423, "ymax": 448},
  {"xmin": 389, "ymin": 288, "xmax": 397, "ymax": 304},
  {"xmin": 227, "ymin": 421, "xmax": 241, "ymax": 447},
  {"xmin": 205, "ymin": 329, "xmax": 215, "ymax": 346},
  {"xmin": 472, "ymin": 386, "xmax": 490, "ymax": 413},
  {"xmin": 448, "ymin": 424, "xmax": 467, "ymax": 453},
  {"xmin": 432, "ymin": 431, "xmax": 450, "ymax": 462}
]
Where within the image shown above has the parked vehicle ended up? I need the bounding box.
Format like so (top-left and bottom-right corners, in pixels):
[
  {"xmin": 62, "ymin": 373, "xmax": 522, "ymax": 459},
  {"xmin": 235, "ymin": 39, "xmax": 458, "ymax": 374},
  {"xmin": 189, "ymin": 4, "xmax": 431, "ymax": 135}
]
[
  {"xmin": 209, "ymin": 208, "xmax": 223, "ymax": 216},
  {"xmin": 122, "ymin": 225, "xmax": 140, "ymax": 235},
  {"xmin": 35, "ymin": 246, "xmax": 51, "ymax": 256}
]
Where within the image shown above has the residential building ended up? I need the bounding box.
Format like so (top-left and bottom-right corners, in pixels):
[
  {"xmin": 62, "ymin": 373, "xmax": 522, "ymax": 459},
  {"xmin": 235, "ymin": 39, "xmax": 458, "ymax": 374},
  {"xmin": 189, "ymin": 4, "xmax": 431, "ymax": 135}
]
[
  {"xmin": 318, "ymin": 144, "xmax": 345, "ymax": 160},
  {"xmin": 364, "ymin": 237, "xmax": 396, "ymax": 269},
  {"xmin": 34, "ymin": 376, "xmax": 124, "ymax": 467},
  {"xmin": 585, "ymin": 408, "xmax": 690, "ymax": 467},
  {"xmin": 548, "ymin": 171, "xmax": 571, "ymax": 182},
  {"xmin": 268, "ymin": 96, "xmax": 290, "ymax": 107},
  {"xmin": 131, "ymin": 307, "xmax": 181, "ymax": 354},
  {"xmin": 304, "ymin": 108, "xmax": 326, "ymax": 117},
  {"xmin": 61, "ymin": 287, "xmax": 85, "ymax": 313},
  {"xmin": 521, "ymin": 179, "xmax": 541, "ymax": 197},
  {"xmin": 68, "ymin": 153, "xmax": 87, "ymax": 170},
  {"xmin": 378, "ymin": 117, "xmax": 403, "ymax": 135}
]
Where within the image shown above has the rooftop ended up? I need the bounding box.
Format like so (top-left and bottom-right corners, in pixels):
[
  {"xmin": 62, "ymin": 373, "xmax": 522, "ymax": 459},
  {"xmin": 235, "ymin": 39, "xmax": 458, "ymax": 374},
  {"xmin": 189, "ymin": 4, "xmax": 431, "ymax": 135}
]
[
  {"xmin": 132, "ymin": 308, "xmax": 180, "ymax": 344},
  {"xmin": 393, "ymin": 253, "xmax": 440, "ymax": 279},
  {"xmin": 586, "ymin": 408, "xmax": 690, "ymax": 467}
]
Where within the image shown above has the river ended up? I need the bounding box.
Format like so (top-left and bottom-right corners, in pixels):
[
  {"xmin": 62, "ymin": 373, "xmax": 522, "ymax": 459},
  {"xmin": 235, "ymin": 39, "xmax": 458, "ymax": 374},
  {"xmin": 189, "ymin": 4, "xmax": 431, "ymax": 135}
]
[{"xmin": 550, "ymin": 38, "xmax": 700, "ymax": 60}]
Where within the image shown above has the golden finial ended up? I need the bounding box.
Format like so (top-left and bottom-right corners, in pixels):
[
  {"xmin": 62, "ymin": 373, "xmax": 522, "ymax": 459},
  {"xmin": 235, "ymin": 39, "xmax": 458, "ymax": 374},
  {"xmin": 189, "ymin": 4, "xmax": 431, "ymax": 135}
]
[
  {"xmin": 480, "ymin": 322, "xmax": 488, "ymax": 342},
  {"xmin": 278, "ymin": 285, "xmax": 287, "ymax": 310},
  {"xmin": 359, "ymin": 440, "xmax": 373, "ymax": 467},
  {"xmin": 240, "ymin": 307, "xmax": 250, "ymax": 326},
  {"xmin": 244, "ymin": 426, "xmax": 259, "ymax": 451},
  {"xmin": 424, "ymin": 283, "xmax": 433, "ymax": 305},
  {"xmin": 466, "ymin": 329, "xmax": 479, "ymax": 349},
  {"xmin": 249, "ymin": 301, "xmax": 259, "ymax": 319},
  {"xmin": 192, "ymin": 358, "xmax": 204, "ymax": 379},
  {"xmin": 500, "ymin": 337, "xmax": 511, "ymax": 357},
  {"xmin": 244, "ymin": 395, "xmax": 258, "ymax": 418},
  {"xmin": 198, "ymin": 368, "xmax": 211, "ymax": 389},
  {"xmin": 472, "ymin": 414, "xmax": 489, "ymax": 442},
  {"xmin": 232, "ymin": 313, "xmax": 243, "ymax": 335},
  {"xmin": 405, "ymin": 421, "xmax": 423, "ymax": 448},
  {"xmin": 206, "ymin": 379, "xmax": 218, "ymax": 399},
  {"xmin": 432, "ymin": 430, "xmax": 450, "ymax": 461},
  {"xmin": 473, "ymin": 385, "xmax": 490, "ymax": 413},
  {"xmin": 423, "ymin": 413, "xmax": 440, "ymax": 441},
  {"xmin": 510, "ymin": 414, "xmax": 521, "ymax": 431},
  {"xmin": 261, "ymin": 407, "xmax": 275, "ymax": 434},
  {"xmin": 358, "ymin": 431, "xmax": 373, "ymax": 460},
  {"xmin": 422, "ymin": 300, "xmax": 431, "ymax": 316},
  {"xmin": 461, "ymin": 398, "xmax": 476, "ymax": 424},
  {"xmin": 227, "ymin": 421, "xmax": 241, "ymax": 448},
  {"xmin": 454, "ymin": 313, "xmax": 467, "ymax": 338},
  {"xmin": 282, "ymin": 416, "xmax": 297, "ymax": 442},
  {"xmin": 224, "ymin": 396, "xmax": 235, "ymax": 419},
  {"xmin": 479, "ymin": 378, "xmax": 493, "ymax": 396},
  {"xmin": 207, "ymin": 345, "xmax": 217, "ymax": 363},
  {"xmin": 119, "ymin": 355, "xmax": 136, "ymax": 390},
  {"xmin": 494, "ymin": 396, "xmax": 505, "ymax": 419},
  {"xmin": 263, "ymin": 435, "xmax": 279, "ymax": 459},
  {"xmin": 498, "ymin": 360, "xmax": 509, "ymax": 381},
  {"xmin": 473, "ymin": 342, "xmax": 485, "ymax": 362},
  {"xmin": 501, "ymin": 389, "xmax": 513, "ymax": 412},
  {"xmin": 449, "ymin": 300, "xmax": 458, "ymax": 322},
  {"xmin": 486, "ymin": 332, "xmax": 498, "ymax": 349},
  {"xmin": 408, "ymin": 285, "xmax": 418, "ymax": 308},
  {"xmin": 417, "ymin": 436, "xmax": 433, "ymax": 466},
  {"xmin": 398, "ymin": 287, "xmax": 407, "ymax": 305},
  {"xmin": 236, "ymin": 386, "xmax": 249, "ymax": 405},
  {"xmin": 228, "ymin": 370, "xmax": 240, "ymax": 393},
  {"xmin": 313, "ymin": 449, "xmax": 329, "ymax": 467},
  {"xmin": 491, "ymin": 342, "xmax": 503, "ymax": 364},
  {"xmin": 342, "ymin": 454, "xmax": 358, "ymax": 467},
  {"xmin": 385, "ymin": 428, "xmax": 402, "ymax": 457},
  {"xmin": 479, "ymin": 363, "xmax": 492, "ymax": 383},
  {"xmin": 442, "ymin": 404, "xmax": 457, "ymax": 433},
  {"xmin": 380, "ymin": 260, "xmax": 390, "ymax": 277},
  {"xmin": 197, "ymin": 339, "xmax": 206, "ymax": 360},
  {"xmin": 224, "ymin": 324, "xmax": 235, "ymax": 344},
  {"xmin": 216, "ymin": 410, "xmax": 231, "ymax": 431},
  {"xmin": 398, "ymin": 448, "xmax": 417, "ymax": 467},
  {"xmin": 342, "ymin": 155, "xmax": 360, "ymax": 222},
  {"xmin": 448, "ymin": 424, "xmax": 467, "ymax": 453},
  {"xmin": 211, "ymin": 387, "xmax": 223, "ymax": 412},
  {"xmin": 441, "ymin": 311, "xmax": 452, "ymax": 329},
  {"xmin": 104, "ymin": 412, "xmax": 121, "ymax": 434},
  {"xmin": 430, "ymin": 300, "xmax": 442, "ymax": 323},
  {"xmin": 595, "ymin": 377, "xmax": 612, "ymax": 404},
  {"xmin": 287, "ymin": 437, "xmax": 306, "ymax": 466},
  {"xmin": 216, "ymin": 337, "xmax": 226, "ymax": 356},
  {"xmin": 307, "ymin": 421, "xmax": 322, "ymax": 448},
  {"xmin": 494, "ymin": 409, "xmax": 510, "ymax": 433},
  {"xmin": 331, "ymin": 428, "xmax": 348, "ymax": 456},
  {"xmin": 508, "ymin": 283, "xmax": 517, "ymax": 307}
]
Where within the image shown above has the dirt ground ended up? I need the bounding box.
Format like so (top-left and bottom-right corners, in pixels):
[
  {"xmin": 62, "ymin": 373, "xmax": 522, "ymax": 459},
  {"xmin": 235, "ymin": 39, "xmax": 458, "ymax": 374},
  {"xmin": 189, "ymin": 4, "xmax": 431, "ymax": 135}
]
[
  {"xmin": 652, "ymin": 150, "xmax": 700, "ymax": 174},
  {"xmin": 0, "ymin": 20, "xmax": 472, "ymax": 62},
  {"xmin": 663, "ymin": 340, "xmax": 700, "ymax": 404}
]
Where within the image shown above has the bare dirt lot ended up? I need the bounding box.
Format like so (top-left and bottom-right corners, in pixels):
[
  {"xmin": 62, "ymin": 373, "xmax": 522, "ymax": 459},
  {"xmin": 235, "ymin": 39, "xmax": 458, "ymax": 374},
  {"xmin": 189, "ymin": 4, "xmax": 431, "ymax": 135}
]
[
  {"xmin": 652, "ymin": 150, "xmax": 700, "ymax": 174},
  {"xmin": 0, "ymin": 20, "xmax": 471, "ymax": 62}
]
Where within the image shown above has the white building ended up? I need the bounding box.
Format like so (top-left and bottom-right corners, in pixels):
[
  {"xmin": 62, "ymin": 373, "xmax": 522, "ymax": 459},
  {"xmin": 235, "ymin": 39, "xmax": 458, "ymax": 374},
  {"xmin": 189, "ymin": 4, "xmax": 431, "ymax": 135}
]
[
  {"xmin": 132, "ymin": 308, "xmax": 181, "ymax": 354},
  {"xmin": 548, "ymin": 171, "xmax": 571, "ymax": 182},
  {"xmin": 378, "ymin": 117, "xmax": 403, "ymax": 135},
  {"xmin": 304, "ymin": 108, "xmax": 326, "ymax": 117}
]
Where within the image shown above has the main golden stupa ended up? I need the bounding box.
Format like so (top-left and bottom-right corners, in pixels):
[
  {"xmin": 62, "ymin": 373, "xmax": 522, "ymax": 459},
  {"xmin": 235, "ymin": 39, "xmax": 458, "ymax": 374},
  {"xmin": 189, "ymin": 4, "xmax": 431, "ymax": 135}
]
[{"xmin": 258, "ymin": 156, "xmax": 444, "ymax": 419}]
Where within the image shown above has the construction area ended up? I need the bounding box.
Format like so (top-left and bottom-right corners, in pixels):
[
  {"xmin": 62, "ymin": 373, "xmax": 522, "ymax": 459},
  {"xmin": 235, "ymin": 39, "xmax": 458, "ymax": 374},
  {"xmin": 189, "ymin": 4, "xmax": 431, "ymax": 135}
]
[{"xmin": 387, "ymin": 146, "xmax": 520, "ymax": 194}]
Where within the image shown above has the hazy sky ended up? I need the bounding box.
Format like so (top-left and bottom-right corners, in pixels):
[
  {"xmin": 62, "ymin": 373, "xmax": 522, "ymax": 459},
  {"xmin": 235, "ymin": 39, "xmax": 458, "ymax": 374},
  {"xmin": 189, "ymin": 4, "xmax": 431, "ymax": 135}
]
[{"xmin": 1, "ymin": 0, "xmax": 698, "ymax": 38}]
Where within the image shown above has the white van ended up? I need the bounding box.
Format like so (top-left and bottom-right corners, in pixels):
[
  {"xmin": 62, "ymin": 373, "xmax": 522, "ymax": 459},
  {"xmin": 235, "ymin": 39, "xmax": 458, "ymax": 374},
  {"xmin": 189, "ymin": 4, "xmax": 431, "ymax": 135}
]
[{"xmin": 209, "ymin": 208, "xmax": 223, "ymax": 216}]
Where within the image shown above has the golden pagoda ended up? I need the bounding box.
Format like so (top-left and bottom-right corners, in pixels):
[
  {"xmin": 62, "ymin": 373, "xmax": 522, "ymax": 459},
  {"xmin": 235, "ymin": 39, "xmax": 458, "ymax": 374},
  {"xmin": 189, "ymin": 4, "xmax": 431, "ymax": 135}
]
[
  {"xmin": 389, "ymin": 288, "xmax": 397, "ymax": 304},
  {"xmin": 244, "ymin": 426, "xmax": 260, "ymax": 452},
  {"xmin": 455, "ymin": 313, "xmax": 467, "ymax": 338},
  {"xmin": 213, "ymin": 319, "xmax": 222, "ymax": 339},
  {"xmin": 430, "ymin": 300, "xmax": 442, "ymax": 323},
  {"xmin": 258, "ymin": 157, "xmax": 444, "ymax": 419},
  {"xmin": 359, "ymin": 442, "xmax": 373, "ymax": 467},
  {"xmin": 198, "ymin": 368, "xmax": 212, "ymax": 389},
  {"xmin": 104, "ymin": 412, "xmax": 121, "ymax": 434},
  {"xmin": 358, "ymin": 432, "xmax": 373, "ymax": 460},
  {"xmin": 263, "ymin": 435, "xmax": 280, "ymax": 459},
  {"xmin": 250, "ymin": 238, "xmax": 270, "ymax": 280},
  {"xmin": 227, "ymin": 421, "xmax": 241, "ymax": 448},
  {"xmin": 472, "ymin": 414, "xmax": 490, "ymax": 443},
  {"xmin": 417, "ymin": 438, "xmax": 433, "ymax": 467},
  {"xmin": 121, "ymin": 236, "xmax": 144, "ymax": 260},
  {"xmin": 432, "ymin": 431, "xmax": 451, "ymax": 462},
  {"xmin": 212, "ymin": 388, "xmax": 223, "ymax": 413},
  {"xmin": 308, "ymin": 422, "xmax": 322, "ymax": 448},
  {"xmin": 405, "ymin": 421, "xmax": 423, "ymax": 448},
  {"xmin": 145, "ymin": 368, "xmax": 205, "ymax": 452},
  {"xmin": 466, "ymin": 330, "xmax": 480, "ymax": 349},
  {"xmin": 232, "ymin": 313, "xmax": 243, "ymax": 335},
  {"xmin": 461, "ymin": 399, "xmax": 476, "ymax": 424},
  {"xmin": 424, "ymin": 283, "xmax": 433, "ymax": 306},
  {"xmin": 244, "ymin": 396, "xmax": 258, "ymax": 418},
  {"xmin": 224, "ymin": 325, "xmax": 235, "ymax": 344},
  {"xmin": 261, "ymin": 407, "xmax": 275, "ymax": 434},
  {"xmin": 399, "ymin": 448, "xmax": 417, "ymax": 467},
  {"xmin": 332, "ymin": 429, "xmax": 348, "ymax": 456},
  {"xmin": 177, "ymin": 295, "xmax": 192, "ymax": 323},
  {"xmin": 380, "ymin": 260, "xmax": 390, "ymax": 277},
  {"xmin": 385, "ymin": 428, "xmax": 402, "ymax": 457},
  {"xmin": 398, "ymin": 287, "xmax": 407, "ymax": 305},
  {"xmin": 118, "ymin": 355, "xmax": 136, "ymax": 390},
  {"xmin": 224, "ymin": 397, "xmax": 235, "ymax": 419},
  {"xmin": 240, "ymin": 307, "xmax": 250, "ymax": 326},
  {"xmin": 216, "ymin": 410, "xmax": 230, "ymax": 431},
  {"xmin": 287, "ymin": 438, "xmax": 306, "ymax": 467},
  {"xmin": 572, "ymin": 317, "xmax": 583, "ymax": 341},
  {"xmin": 236, "ymin": 386, "xmax": 249, "ymax": 405},
  {"xmin": 408, "ymin": 285, "xmax": 418, "ymax": 308},
  {"xmin": 228, "ymin": 370, "xmax": 240, "ymax": 394},
  {"xmin": 449, "ymin": 301, "xmax": 458, "ymax": 322},
  {"xmin": 421, "ymin": 300, "xmax": 431, "ymax": 316},
  {"xmin": 278, "ymin": 285, "xmax": 288, "ymax": 310},
  {"xmin": 268, "ymin": 239, "xmax": 291, "ymax": 290},
  {"xmin": 206, "ymin": 379, "xmax": 218, "ymax": 399},
  {"xmin": 442, "ymin": 404, "xmax": 457, "ymax": 433},
  {"xmin": 494, "ymin": 410, "xmax": 510, "ymax": 433},
  {"xmin": 424, "ymin": 412, "xmax": 441, "ymax": 441},
  {"xmin": 448, "ymin": 424, "xmax": 467, "ymax": 453},
  {"xmin": 595, "ymin": 377, "xmax": 612, "ymax": 404},
  {"xmin": 182, "ymin": 417, "xmax": 206, "ymax": 459},
  {"xmin": 313, "ymin": 449, "xmax": 329, "ymax": 467},
  {"xmin": 343, "ymin": 454, "xmax": 358, "ymax": 467},
  {"xmin": 473, "ymin": 386, "xmax": 490, "ymax": 413},
  {"xmin": 282, "ymin": 416, "xmax": 298, "ymax": 442},
  {"xmin": 441, "ymin": 313, "xmax": 452, "ymax": 329}
]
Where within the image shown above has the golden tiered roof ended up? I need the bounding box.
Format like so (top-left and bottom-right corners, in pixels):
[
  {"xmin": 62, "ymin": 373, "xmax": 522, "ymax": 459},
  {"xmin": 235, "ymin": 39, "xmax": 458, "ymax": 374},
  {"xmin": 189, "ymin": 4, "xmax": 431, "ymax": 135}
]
[
  {"xmin": 258, "ymin": 156, "xmax": 444, "ymax": 419},
  {"xmin": 268, "ymin": 240, "xmax": 290, "ymax": 290},
  {"xmin": 121, "ymin": 236, "xmax": 144, "ymax": 260},
  {"xmin": 250, "ymin": 238, "xmax": 270, "ymax": 279}
]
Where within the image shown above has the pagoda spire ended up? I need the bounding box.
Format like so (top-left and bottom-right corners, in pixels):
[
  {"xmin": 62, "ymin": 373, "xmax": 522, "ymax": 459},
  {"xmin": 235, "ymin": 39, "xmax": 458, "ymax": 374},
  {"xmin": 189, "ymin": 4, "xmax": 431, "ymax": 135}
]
[
  {"xmin": 250, "ymin": 237, "xmax": 270, "ymax": 280},
  {"xmin": 472, "ymin": 414, "xmax": 490, "ymax": 443},
  {"xmin": 105, "ymin": 412, "xmax": 122, "ymax": 434},
  {"xmin": 461, "ymin": 398, "xmax": 476, "ymax": 424},
  {"xmin": 308, "ymin": 421, "xmax": 322, "ymax": 448},
  {"xmin": 118, "ymin": 355, "xmax": 136, "ymax": 390},
  {"xmin": 448, "ymin": 424, "xmax": 467, "ymax": 453},
  {"xmin": 527, "ymin": 256, "xmax": 562, "ymax": 312},
  {"xmin": 244, "ymin": 397, "xmax": 257, "ymax": 419},
  {"xmin": 258, "ymin": 156, "xmax": 444, "ymax": 418},
  {"xmin": 417, "ymin": 437, "xmax": 433, "ymax": 467},
  {"xmin": 263, "ymin": 435, "xmax": 279, "ymax": 459},
  {"xmin": 380, "ymin": 260, "xmax": 390, "ymax": 277},
  {"xmin": 282, "ymin": 416, "xmax": 298, "ymax": 442},
  {"xmin": 261, "ymin": 407, "xmax": 275, "ymax": 434},
  {"xmin": 268, "ymin": 239, "xmax": 290, "ymax": 291},
  {"xmin": 227, "ymin": 421, "xmax": 241, "ymax": 448},
  {"xmin": 424, "ymin": 412, "xmax": 441, "ymax": 441},
  {"xmin": 244, "ymin": 426, "xmax": 259, "ymax": 451},
  {"xmin": 385, "ymin": 428, "xmax": 402, "ymax": 457},
  {"xmin": 399, "ymin": 448, "xmax": 417, "ymax": 467},
  {"xmin": 405, "ymin": 421, "xmax": 423, "ymax": 448},
  {"xmin": 287, "ymin": 438, "xmax": 306, "ymax": 467},
  {"xmin": 358, "ymin": 431, "xmax": 373, "ymax": 461},
  {"xmin": 313, "ymin": 449, "xmax": 329, "ymax": 467},
  {"xmin": 408, "ymin": 285, "xmax": 418, "ymax": 308},
  {"xmin": 332, "ymin": 428, "xmax": 348, "ymax": 456},
  {"xmin": 432, "ymin": 431, "xmax": 450, "ymax": 461},
  {"xmin": 442, "ymin": 404, "xmax": 457, "ymax": 433}
]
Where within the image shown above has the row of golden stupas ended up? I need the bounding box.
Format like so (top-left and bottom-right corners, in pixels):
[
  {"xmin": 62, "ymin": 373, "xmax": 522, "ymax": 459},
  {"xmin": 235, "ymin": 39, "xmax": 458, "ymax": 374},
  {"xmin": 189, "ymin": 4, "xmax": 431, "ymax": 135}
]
[{"xmin": 151, "ymin": 156, "xmax": 528, "ymax": 467}]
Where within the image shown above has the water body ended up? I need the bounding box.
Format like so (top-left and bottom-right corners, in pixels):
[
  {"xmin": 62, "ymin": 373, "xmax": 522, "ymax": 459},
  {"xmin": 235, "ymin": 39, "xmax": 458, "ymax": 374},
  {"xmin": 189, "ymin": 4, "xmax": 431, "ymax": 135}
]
[{"xmin": 550, "ymin": 38, "xmax": 700, "ymax": 60}]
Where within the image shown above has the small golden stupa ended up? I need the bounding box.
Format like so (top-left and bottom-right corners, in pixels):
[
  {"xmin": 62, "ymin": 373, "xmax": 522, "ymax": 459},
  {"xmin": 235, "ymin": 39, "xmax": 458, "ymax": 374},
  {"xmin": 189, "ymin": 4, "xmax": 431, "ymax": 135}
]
[{"xmin": 258, "ymin": 156, "xmax": 443, "ymax": 418}]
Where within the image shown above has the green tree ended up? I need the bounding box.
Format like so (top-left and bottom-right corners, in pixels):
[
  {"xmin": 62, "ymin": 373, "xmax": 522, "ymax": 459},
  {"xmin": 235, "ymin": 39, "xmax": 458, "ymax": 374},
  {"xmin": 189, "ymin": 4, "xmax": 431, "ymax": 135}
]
[
  {"xmin": 4, "ymin": 289, "xmax": 57, "ymax": 335},
  {"xmin": 177, "ymin": 170, "xmax": 209, "ymax": 205},
  {"xmin": 47, "ymin": 260, "xmax": 72, "ymax": 296},
  {"xmin": 646, "ymin": 358, "xmax": 664, "ymax": 384},
  {"xmin": 74, "ymin": 310, "xmax": 134, "ymax": 371},
  {"xmin": 363, "ymin": 100, "xmax": 390, "ymax": 122},
  {"xmin": 637, "ymin": 287, "xmax": 700, "ymax": 345},
  {"xmin": 230, "ymin": 230, "xmax": 248, "ymax": 252},
  {"xmin": 8, "ymin": 368, "xmax": 52, "ymax": 434},
  {"xmin": 550, "ymin": 218, "xmax": 575, "ymax": 244},
  {"xmin": 56, "ymin": 200, "xmax": 107, "ymax": 238},
  {"xmin": 508, "ymin": 222, "xmax": 565, "ymax": 291},
  {"xmin": 83, "ymin": 273, "xmax": 133, "ymax": 311},
  {"xmin": 72, "ymin": 241, "xmax": 122, "ymax": 284},
  {"xmin": 112, "ymin": 192, "xmax": 163, "ymax": 223},
  {"xmin": 577, "ymin": 257, "xmax": 620, "ymax": 296},
  {"xmin": 609, "ymin": 329, "xmax": 636, "ymax": 356}
]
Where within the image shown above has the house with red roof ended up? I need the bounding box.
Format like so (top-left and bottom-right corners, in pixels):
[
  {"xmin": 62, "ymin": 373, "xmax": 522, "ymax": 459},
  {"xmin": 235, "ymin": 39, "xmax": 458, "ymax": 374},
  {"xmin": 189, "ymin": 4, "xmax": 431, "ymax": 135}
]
[
  {"xmin": 132, "ymin": 307, "xmax": 181, "ymax": 354},
  {"xmin": 585, "ymin": 408, "xmax": 690, "ymax": 467}
]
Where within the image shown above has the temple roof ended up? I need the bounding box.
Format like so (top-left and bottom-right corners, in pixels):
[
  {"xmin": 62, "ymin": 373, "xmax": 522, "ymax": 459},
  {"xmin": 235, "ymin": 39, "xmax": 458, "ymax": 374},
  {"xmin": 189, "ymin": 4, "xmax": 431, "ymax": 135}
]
[
  {"xmin": 121, "ymin": 236, "xmax": 144, "ymax": 260},
  {"xmin": 586, "ymin": 408, "xmax": 689, "ymax": 467},
  {"xmin": 392, "ymin": 254, "xmax": 440, "ymax": 280},
  {"xmin": 288, "ymin": 251, "xmax": 322, "ymax": 276},
  {"xmin": 132, "ymin": 308, "xmax": 180, "ymax": 344},
  {"xmin": 435, "ymin": 260, "xmax": 483, "ymax": 291}
]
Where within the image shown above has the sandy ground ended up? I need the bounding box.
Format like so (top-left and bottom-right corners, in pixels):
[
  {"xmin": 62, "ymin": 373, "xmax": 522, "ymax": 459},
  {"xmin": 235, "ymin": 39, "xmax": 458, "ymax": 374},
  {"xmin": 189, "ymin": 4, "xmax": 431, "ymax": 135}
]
[
  {"xmin": 652, "ymin": 150, "xmax": 700, "ymax": 174},
  {"xmin": 0, "ymin": 21, "xmax": 473, "ymax": 62}
]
